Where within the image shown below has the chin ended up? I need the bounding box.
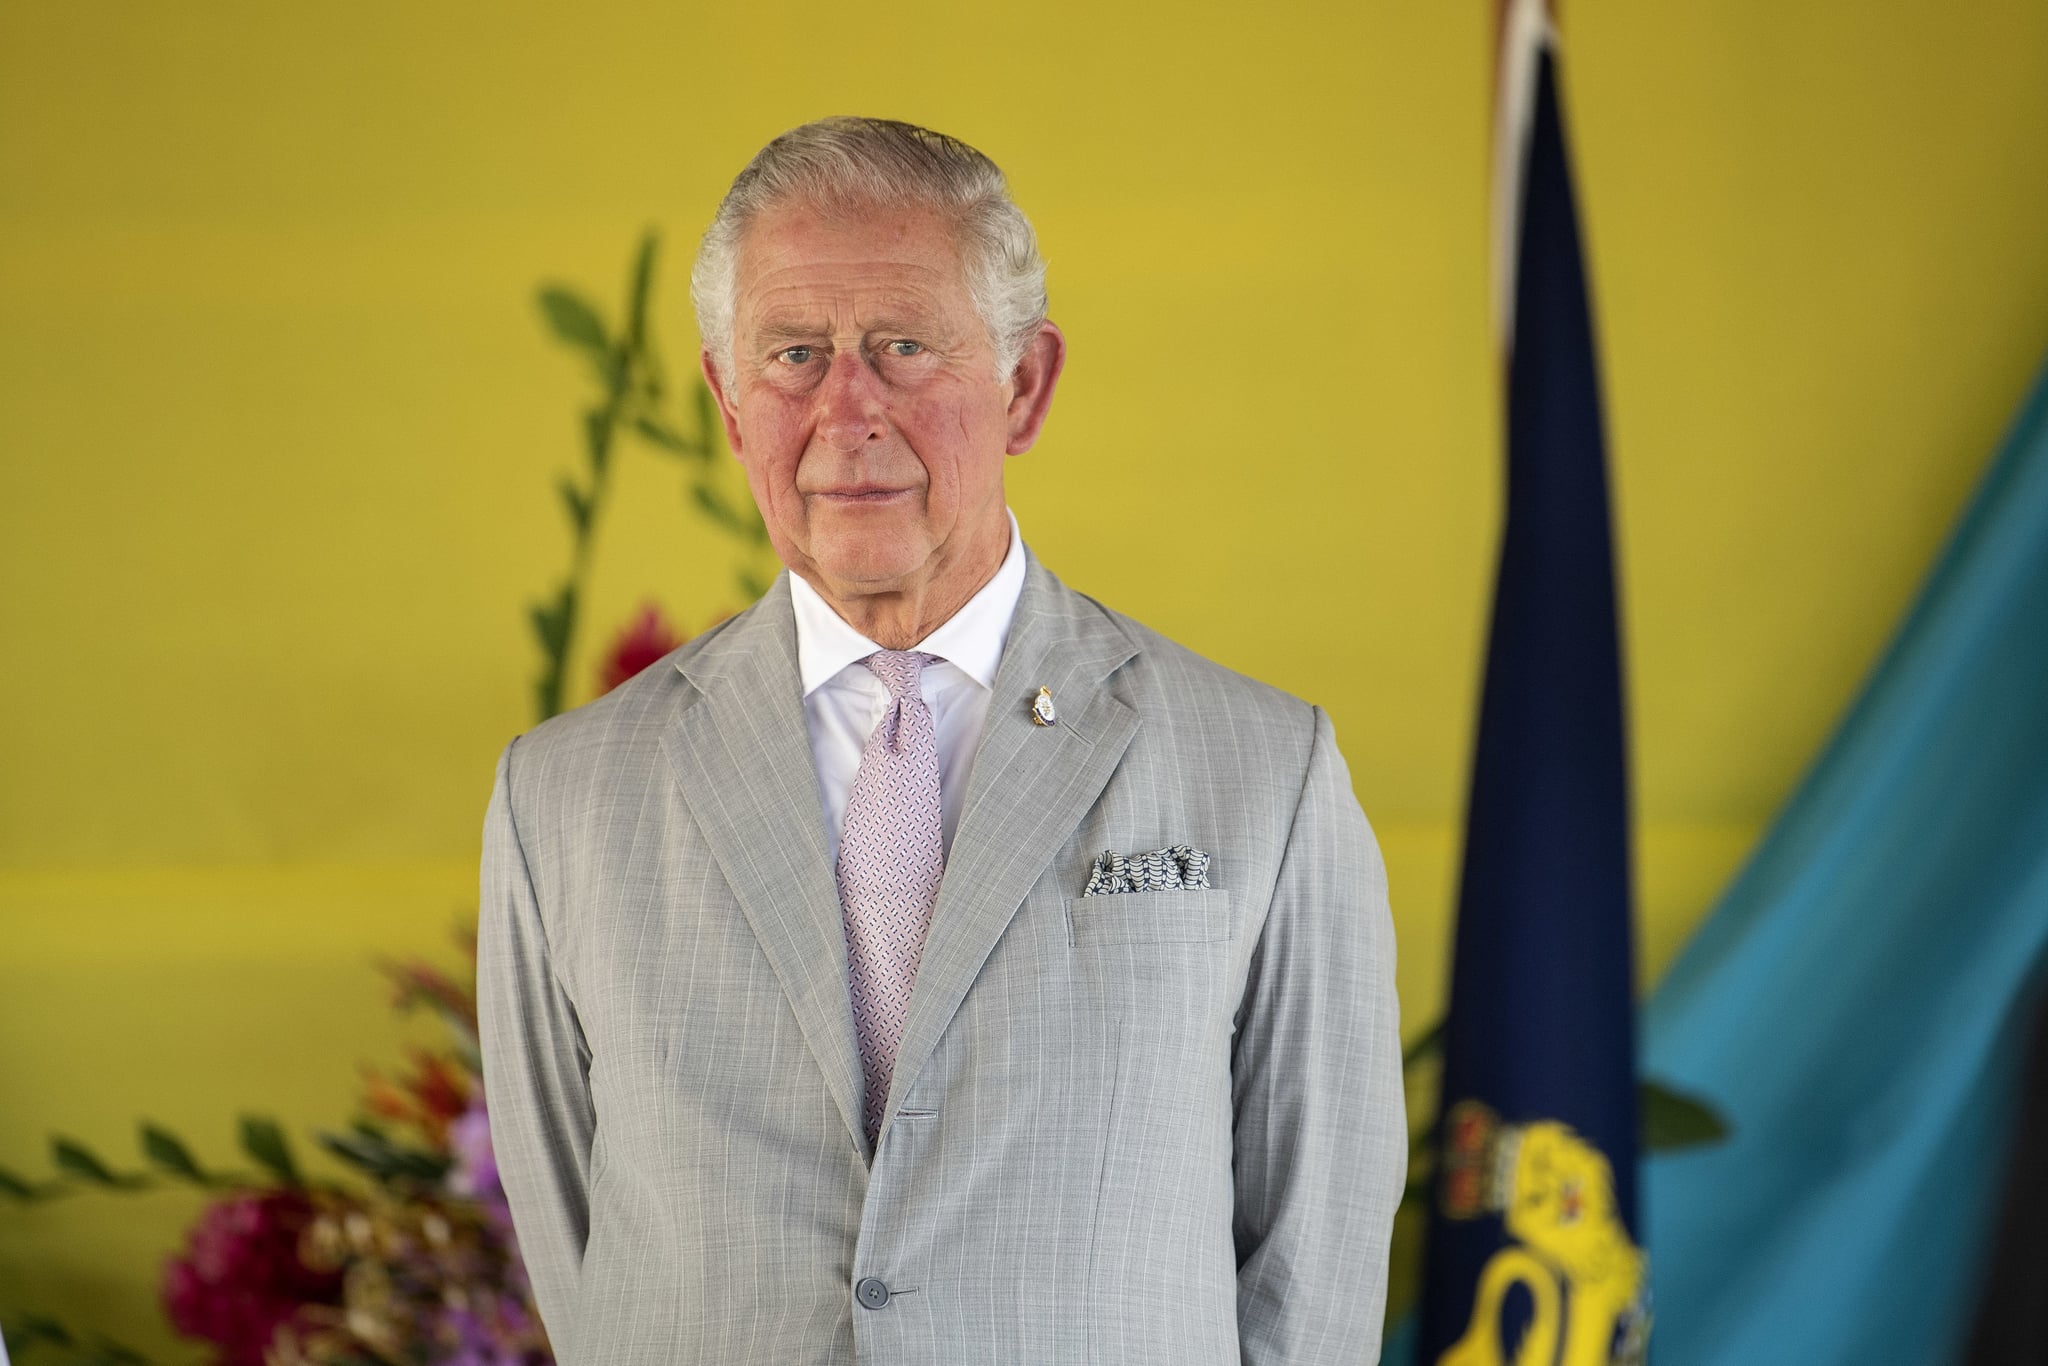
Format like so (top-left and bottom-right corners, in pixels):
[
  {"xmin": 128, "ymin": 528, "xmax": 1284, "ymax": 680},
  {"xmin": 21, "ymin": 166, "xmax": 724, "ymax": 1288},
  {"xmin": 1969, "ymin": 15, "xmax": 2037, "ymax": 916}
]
[{"xmin": 807, "ymin": 537, "xmax": 931, "ymax": 591}]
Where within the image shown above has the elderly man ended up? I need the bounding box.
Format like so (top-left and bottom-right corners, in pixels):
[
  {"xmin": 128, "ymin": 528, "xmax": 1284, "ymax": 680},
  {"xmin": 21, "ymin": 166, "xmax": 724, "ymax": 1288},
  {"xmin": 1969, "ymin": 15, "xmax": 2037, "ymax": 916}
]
[{"xmin": 478, "ymin": 116, "xmax": 1405, "ymax": 1365}]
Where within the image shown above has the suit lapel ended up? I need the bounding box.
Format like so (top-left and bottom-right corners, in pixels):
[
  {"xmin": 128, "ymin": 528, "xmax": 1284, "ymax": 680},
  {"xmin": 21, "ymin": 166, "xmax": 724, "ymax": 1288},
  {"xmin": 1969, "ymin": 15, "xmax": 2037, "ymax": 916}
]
[
  {"xmin": 658, "ymin": 560, "xmax": 1144, "ymax": 1157},
  {"xmin": 659, "ymin": 576, "xmax": 870, "ymax": 1157},
  {"xmin": 882, "ymin": 557, "xmax": 1141, "ymax": 1138}
]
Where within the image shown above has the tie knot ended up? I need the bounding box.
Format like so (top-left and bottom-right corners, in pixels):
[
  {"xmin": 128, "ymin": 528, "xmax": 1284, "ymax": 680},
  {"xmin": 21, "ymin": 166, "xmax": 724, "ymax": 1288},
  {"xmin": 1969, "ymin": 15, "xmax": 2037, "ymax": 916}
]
[{"xmin": 862, "ymin": 649, "xmax": 933, "ymax": 700}]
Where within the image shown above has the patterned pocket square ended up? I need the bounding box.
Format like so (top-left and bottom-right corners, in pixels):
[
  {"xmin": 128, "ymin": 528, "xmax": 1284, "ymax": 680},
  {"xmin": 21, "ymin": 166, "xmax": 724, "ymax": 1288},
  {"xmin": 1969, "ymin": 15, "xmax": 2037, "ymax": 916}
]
[{"xmin": 1082, "ymin": 844, "xmax": 1213, "ymax": 896}]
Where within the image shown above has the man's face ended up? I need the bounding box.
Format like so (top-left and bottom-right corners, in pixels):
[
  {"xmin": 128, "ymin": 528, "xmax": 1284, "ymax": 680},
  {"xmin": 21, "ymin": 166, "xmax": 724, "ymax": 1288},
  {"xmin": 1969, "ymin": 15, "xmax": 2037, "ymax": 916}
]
[{"xmin": 705, "ymin": 201, "xmax": 1056, "ymax": 607}]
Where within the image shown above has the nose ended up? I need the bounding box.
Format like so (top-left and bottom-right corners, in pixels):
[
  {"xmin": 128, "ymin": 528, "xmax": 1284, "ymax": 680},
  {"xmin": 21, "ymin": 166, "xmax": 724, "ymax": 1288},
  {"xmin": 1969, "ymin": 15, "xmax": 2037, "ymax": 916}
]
[{"xmin": 815, "ymin": 351, "xmax": 888, "ymax": 453}]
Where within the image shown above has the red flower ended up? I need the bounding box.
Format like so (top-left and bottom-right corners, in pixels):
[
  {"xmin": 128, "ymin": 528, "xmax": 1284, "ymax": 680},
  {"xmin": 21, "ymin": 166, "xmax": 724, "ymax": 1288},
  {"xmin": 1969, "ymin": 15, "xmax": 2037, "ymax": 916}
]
[
  {"xmin": 161, "ymin": 1189, "xmax": 343, "ymax": 1366},
  {"xmin": 598, "ymin": 602, "xmax": 687, "ymax": 694}
]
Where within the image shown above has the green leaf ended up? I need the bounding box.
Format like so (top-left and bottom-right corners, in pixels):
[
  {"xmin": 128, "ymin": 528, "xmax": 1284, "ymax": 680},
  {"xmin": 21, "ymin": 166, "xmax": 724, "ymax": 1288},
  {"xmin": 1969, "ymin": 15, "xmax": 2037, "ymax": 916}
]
[
  {"xmin": 4, "ymin": 1314, "xmax": 77, "ymax": 1348},
  {"xmin": 633, "ymin": 416, "xmax": 702, "ymax": 458},
  {"xmin": 139, "ymin": 1123, "xmax": 210, "ymax": 1184},
  {"xmin": 76, "ymin": 1339, "xmax": 157, "ymax": 1366},
  {"xmin": 737, "ymin": 568, "xmax": 770, "ymax": 601},
  {"xmin": 532, "ymin": 664, "xmax": 567, "ymax": 722},
  {"xmin": 557, "ymin": 477, "xmax": 591, "ymax": 536},
  {"xmin": 690, "ymin": 481, "xmax": 746, "ymax": 531},
  {"xmin": 624, "ymin": 230, "xmax": 659, "ymax": 352},
  {"xmin": 637, "ymin": 350, "xmax": 668, "ymax": 405},
  {"xmin": 693, "ymin": 381, "xmax": 721, "ymax": 457},
  {"xmin": 528, "ymin": 601, "xmax": 561, "ymax": 656},
  {"xmin": 238, "ymin": 1116, "xmax": 302, "ymax": 1187},
  {"xmin": 0, "ymin": 1164, "xmax": 44, "ymax": 1200},
  {"xmin": 317, "ymin": 1129, "xmax": 452, "ymax": 1186},
  {"xmin": 1401, "ymin": 1020, "xmax": 1443, "ymax": 1068},
  {"xmin": 536, "ymin": 286, "xmax": 609, "ymax": 357},
  {"xmin": 1642, "ymin": 1078, "xmax": 1731, "ymax": 1152},
  {"xmin": 530, "ymin": 582, "xmax": 578, "ymax": 721},
  {"xmin": 528, "ymin": 584, "xmax": 576, "ymax": 658},
  {"xmin": 51, "ymin": 1137, "xmax": 145, "ymax": 1189},
  {"xmin": 583, "ymin": 408, "xmax": 612, "ymax": 474}
]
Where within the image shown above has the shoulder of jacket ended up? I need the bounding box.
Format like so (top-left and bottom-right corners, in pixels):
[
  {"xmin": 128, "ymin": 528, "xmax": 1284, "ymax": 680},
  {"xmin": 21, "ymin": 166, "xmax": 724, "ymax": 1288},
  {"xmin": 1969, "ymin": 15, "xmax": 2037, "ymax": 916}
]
[{"xmin": 1074, "ymin": 591, "xmax": 1320, "ymax": 741}]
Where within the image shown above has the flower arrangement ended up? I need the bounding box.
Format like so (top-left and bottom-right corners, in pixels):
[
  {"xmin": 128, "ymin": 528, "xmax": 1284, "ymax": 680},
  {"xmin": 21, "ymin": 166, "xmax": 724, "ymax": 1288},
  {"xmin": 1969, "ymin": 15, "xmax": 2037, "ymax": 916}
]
[{"xmin": 1, "ymin": 945, "xmax": 545, "ymax": 1366}]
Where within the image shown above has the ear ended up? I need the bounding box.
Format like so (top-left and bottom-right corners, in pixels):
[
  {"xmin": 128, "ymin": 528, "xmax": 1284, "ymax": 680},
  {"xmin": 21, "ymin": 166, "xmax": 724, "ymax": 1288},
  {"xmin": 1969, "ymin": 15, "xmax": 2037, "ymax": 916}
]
[
  {"xmin": 1003, "ymin": 321, "xmax": 1067, "ymax": 455},
  {"xmin": 701, "ymin": 348, "xmax": 746, "ymax": 457}
]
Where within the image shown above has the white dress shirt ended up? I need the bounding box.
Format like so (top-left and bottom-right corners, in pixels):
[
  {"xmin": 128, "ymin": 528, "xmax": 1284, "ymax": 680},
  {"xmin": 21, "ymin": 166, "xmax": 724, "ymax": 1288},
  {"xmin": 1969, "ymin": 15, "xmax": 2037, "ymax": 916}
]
[{"xmin": 790, "ymin": 512, "xmax": 1027, "ymax": 868}]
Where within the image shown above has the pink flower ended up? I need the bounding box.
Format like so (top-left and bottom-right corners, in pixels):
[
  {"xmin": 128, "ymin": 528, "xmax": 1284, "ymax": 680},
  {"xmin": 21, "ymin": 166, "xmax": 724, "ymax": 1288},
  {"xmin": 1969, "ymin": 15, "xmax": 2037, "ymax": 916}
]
[{"xmin": 160, "ymin": 1189, "xmax": 342, "ymax": 1366}]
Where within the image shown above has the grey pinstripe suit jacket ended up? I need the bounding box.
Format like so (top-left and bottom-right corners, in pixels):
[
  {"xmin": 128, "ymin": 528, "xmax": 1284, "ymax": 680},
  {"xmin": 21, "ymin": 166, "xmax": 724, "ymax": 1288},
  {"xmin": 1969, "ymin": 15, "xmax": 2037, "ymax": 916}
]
[{"xmin": 478, "ymin": 553, "xmax": 1405, "ymax": 1364}]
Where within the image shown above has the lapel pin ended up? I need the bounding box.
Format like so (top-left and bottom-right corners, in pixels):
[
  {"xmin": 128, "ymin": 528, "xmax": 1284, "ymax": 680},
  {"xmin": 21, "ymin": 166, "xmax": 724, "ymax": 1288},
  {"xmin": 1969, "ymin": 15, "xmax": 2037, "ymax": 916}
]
[{"xmin": 1030, "ymin": 686, "xmax": 1058, "ymax": 727}]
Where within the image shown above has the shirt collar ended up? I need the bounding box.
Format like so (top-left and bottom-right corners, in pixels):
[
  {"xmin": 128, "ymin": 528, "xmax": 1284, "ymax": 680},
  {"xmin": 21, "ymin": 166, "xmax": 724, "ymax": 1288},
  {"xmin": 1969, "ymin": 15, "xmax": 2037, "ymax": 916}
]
[{"xmin": 790, "ymin": 510, "xmax": 1027, "ymax": 697}]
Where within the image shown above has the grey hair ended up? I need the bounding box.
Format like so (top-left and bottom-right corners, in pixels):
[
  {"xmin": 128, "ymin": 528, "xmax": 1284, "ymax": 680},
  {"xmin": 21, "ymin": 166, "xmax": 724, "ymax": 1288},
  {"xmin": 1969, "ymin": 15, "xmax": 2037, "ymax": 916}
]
[{"xmin": 690, "ymin": 116, "xmax": 1048, "ymax": 385}]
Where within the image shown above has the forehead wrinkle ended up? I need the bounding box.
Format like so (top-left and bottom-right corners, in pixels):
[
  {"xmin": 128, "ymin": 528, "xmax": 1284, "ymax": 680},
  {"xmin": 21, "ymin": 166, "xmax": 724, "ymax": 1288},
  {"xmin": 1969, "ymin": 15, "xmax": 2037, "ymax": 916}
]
[
  {"xmin": 740, "ymin": 251, "xmax": 953, "ymax": 307},
  {"xmin": 746, "ymin": 294, "xmax": 955, "ymax": 349},
  {"xmin": 732, "ymin": 212, "xmax": 979, "ymax": 353}
]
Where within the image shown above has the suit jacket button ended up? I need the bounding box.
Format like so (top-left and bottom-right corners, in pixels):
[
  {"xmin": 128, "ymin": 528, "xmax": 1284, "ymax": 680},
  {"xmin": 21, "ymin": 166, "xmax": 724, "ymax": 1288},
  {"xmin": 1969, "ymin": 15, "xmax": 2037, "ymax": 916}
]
[{"xmin": 855, "ymin": 1276, "xmax": 891, "ymax": 1310}]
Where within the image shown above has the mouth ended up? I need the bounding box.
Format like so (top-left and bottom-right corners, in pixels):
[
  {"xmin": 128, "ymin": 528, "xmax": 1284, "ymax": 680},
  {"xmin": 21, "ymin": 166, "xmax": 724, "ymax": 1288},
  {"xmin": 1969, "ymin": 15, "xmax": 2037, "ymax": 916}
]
[{"xmin": 812, "ymin": 486, "xmax": 913, "ymax": 504}]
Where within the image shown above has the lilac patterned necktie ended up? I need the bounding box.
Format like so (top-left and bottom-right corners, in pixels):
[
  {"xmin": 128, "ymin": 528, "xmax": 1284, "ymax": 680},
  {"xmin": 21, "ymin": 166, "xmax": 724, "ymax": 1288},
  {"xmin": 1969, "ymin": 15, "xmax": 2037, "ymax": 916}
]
[{"xmin": 836, "ymin": 649, "xmax": 945, "ymax": 1145}]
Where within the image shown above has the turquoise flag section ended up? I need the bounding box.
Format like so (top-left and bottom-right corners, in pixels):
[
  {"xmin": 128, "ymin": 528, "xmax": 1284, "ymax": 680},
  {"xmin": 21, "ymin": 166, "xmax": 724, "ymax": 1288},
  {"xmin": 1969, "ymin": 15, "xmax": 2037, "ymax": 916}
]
[{"xmin": 1643, "ymin": 355, "xmax": 2048, "ymax": 1366}]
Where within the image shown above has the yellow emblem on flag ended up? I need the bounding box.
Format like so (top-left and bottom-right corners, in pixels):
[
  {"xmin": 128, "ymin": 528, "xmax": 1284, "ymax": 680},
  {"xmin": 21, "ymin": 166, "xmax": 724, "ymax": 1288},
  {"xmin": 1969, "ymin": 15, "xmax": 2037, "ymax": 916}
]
[{"xmin": 1436, "ymin": 1101, "xmax": 1650, "ymax": 1366}]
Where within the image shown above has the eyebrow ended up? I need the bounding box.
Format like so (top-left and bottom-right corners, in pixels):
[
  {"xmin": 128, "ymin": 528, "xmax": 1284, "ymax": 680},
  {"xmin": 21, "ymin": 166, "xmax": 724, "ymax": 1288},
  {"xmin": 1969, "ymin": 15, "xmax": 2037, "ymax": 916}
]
[{"xmin": 752, "ymin": 319, "xmax": 827, "ymax": 350}]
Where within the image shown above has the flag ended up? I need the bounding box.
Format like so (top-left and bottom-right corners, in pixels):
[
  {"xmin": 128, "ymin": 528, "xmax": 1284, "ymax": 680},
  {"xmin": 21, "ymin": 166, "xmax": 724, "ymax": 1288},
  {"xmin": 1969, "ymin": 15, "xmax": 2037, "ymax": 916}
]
[
  {"xmin": 1415, "ymin": 1, "xmax": 1647, "ymax": 1362},
  {"xmin": 1640, "ymin": 353, "xmax": 2048, "ymax": 1363}
]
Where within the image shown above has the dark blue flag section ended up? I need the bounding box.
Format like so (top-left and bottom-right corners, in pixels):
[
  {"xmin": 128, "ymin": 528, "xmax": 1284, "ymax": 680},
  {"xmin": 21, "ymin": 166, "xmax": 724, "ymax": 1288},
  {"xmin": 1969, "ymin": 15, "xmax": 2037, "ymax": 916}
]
[{"xmin": 1416, "ymin": 39, "xmax": 1647, "ymax": 1366}]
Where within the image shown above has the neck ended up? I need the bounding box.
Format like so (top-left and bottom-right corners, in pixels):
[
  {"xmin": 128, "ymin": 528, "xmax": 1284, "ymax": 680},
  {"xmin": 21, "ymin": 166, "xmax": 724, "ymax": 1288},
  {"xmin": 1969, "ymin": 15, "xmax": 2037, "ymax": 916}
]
[{"xmin": 801, "ymin": 537, "xmax": 1006, "ymax": 651}]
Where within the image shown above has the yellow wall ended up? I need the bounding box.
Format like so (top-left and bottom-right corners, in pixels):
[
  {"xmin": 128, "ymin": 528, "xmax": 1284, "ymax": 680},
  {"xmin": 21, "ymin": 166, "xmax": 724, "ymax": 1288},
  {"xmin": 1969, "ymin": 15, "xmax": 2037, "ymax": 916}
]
[{"xmin": 3, "ymin": 0, "xmax": 2045, "ymax": 1351}]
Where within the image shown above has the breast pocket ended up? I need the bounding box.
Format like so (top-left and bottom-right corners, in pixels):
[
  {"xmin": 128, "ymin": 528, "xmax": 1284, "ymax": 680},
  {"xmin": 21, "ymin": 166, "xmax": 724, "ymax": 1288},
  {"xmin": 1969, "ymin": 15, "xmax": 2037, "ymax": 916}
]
[{"xmin": 1065, "ymin": 889, "xmax": 1234, "ymax": 946}]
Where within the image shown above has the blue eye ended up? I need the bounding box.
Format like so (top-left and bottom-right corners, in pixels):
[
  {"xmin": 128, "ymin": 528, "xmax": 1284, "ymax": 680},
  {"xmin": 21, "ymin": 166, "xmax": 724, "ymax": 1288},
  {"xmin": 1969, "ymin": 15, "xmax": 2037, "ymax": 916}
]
[
  {"xmin": 886, "ymin": 340, "xmax": 923, "ymax": 357},
  {"xmin": 777, "ymin": 346, "xmax": 814, "ymax": 364}
]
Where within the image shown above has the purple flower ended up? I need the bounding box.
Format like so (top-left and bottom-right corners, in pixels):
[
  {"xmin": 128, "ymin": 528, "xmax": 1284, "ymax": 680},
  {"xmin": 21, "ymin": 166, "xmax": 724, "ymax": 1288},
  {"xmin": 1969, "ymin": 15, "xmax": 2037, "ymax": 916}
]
[
  {"xmin": 449, "ymin": 1093, "xmax": 521, "ymax": 1254},
  {"xmin": 435, "ymin": 1296, "xmax": 543, "ymax": 1365},
  {"xmin": 448, "ymin": 1097, "xmax": 500, "ymax": 1202}
]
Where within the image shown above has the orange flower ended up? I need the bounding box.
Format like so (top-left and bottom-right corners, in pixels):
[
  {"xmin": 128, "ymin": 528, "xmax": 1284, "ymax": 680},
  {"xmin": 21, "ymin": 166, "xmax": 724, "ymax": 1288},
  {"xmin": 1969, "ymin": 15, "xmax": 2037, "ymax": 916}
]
[{"xmin": 359, "ymin": 1050, "xmax": 472, "ymax": 1147}]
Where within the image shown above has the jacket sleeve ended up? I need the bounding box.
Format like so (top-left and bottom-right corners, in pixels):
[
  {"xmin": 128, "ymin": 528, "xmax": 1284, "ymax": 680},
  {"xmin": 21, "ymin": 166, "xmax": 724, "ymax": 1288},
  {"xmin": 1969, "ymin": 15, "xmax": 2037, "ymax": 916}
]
[
  {"xmin": 1232, "ymin": 706, "xmax": 1407, "ymax": 1363},
  {"xmin": 476, "ymin": 738, "xmax": 594, "ymax": 1350}
]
